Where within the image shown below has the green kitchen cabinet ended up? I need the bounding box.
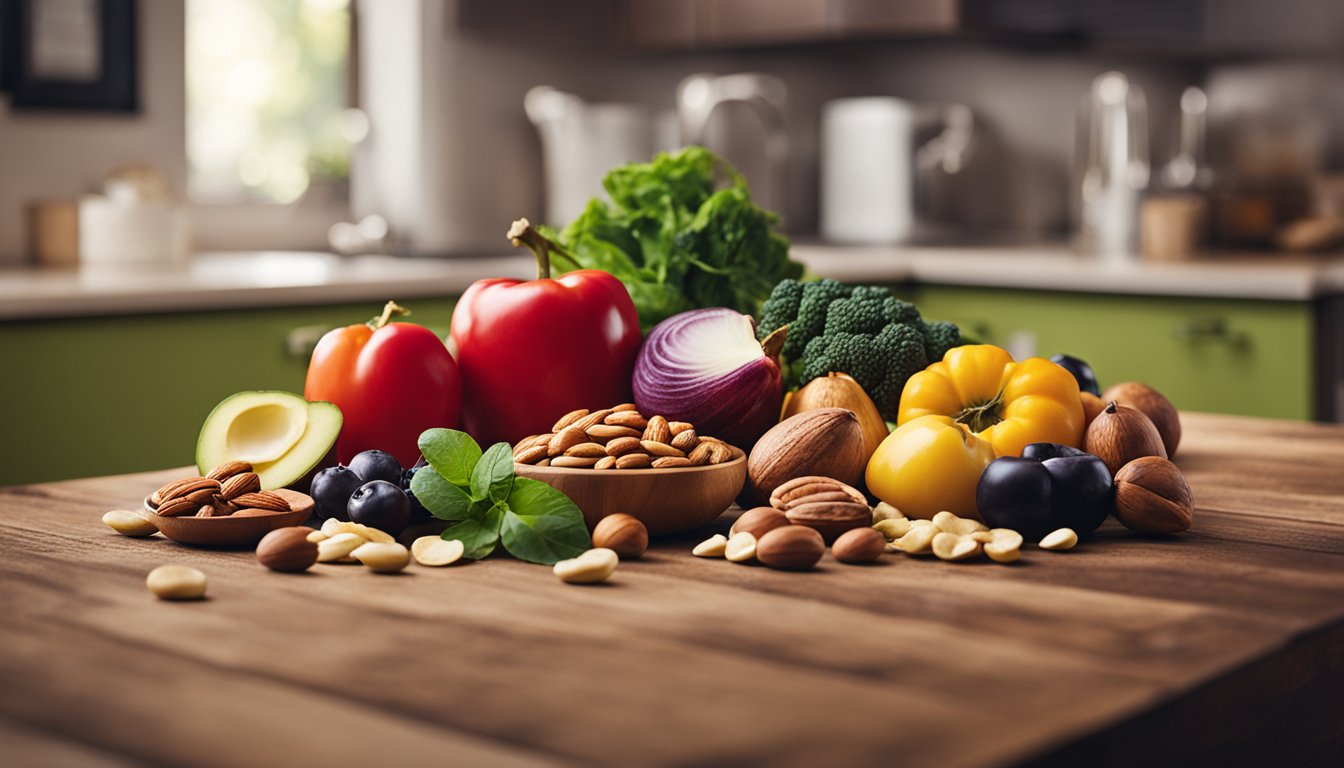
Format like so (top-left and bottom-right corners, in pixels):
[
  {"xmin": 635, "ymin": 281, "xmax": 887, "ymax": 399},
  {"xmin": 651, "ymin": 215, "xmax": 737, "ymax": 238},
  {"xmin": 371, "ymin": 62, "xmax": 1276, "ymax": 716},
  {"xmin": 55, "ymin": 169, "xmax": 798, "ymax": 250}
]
[
  {"xmin": 0, "ymin": 298, "xmax": 458, "ymax": 487},
  {"xmin": 908, "ymin": 285, "xmax": 1315, "ymax": 421}
]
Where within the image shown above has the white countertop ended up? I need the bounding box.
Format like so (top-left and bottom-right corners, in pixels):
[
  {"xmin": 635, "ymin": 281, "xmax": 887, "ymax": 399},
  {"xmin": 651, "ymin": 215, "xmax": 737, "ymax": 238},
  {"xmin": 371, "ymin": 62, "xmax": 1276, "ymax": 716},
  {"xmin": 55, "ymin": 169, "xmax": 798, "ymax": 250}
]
[{"xmin": 2, "ymin": 245, "xmax": 1342, "ymax": 320}]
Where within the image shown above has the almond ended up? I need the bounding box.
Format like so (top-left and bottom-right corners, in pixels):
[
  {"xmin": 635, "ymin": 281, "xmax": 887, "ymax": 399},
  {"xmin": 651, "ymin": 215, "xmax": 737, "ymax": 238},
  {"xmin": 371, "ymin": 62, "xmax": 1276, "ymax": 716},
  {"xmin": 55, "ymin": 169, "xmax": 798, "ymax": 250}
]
[
  {"xmin": 591, "ymin": 513, "xmax": 648, "ymax": 559},
  {"xmin": 564, "ymin": 442, "xmax": 609, "ymax": 458},
  {"xmin": 643, "ymin": 415, "xmax": 672, "ymax": 444},
  {"xmin": 606, "ymin": 411, "xmax": 649, "ymax": 429},
  {"xmin": 154, "ymin": 477, "xmax": 219, "ymax": 504},
  {"xmin": 552, "ymin": 409, "xmax": 589, "ymax": 432},
  {"xmin": 585, "ymin": 424, "xmax": 642, "ymax": 441},
  {"xmin": 184, "ymin": 487, "xmax": 220, "ymax": 506},
  {"xmin": 670, "ymin": 430, "xmax": 700, "ymax": 453},
  {"xmin": 594, "ymin": 456, "xmax": 617, "ymax": 470},
  {"xmin": 652, "ymin": 457, "xmax": 693, "ymax": 468},
  {"xmin": 615, "ymin": 453, "xmax": 652, "ymax": 469},
  {"xmin": 830, "ymin": 527, "xmax": 887, "ymax": 564},
  {"xmin": 205, "ymin": 460, "xmax": 252, "ymax": 482},
  {"xmin": 730, "ymin": 507, "xmax": 790, "ymax": 539},
  {"xmin": 687, "ymin": 443, "xmax": 714, "ymax": 466},
  {"xmin": 641, "ymin": 440, "xmax": 685, "ymax": 458},
  {"xmin": 572, "ymin": 409, "xmax": 615, "ymax": 432},
  {"xmin": 233, "ymin": 491, "xmax": 291, "ymax": 512},
  {"xmin": 515, "ymin": 445, "xmax": 548, "ymax": 464},
  {"xmin": 667, "ymin": 421, "xmax": 694, "ymax": 436},
  {"xmin": 605, "ymin": 436, "xmax": 644, "ymax": 457},
  {"xmin": 154, "ymin": 497, "xmax": 198, "ymax": 517},
  {"xmin": 547, "ymin": 426, "xmax": 588, "ymax": 457},
  {"xmin": 219, "ymin": 472, "xmax": 261, "ymax": 500},
  {"xmin": 611, "ymin": 402, "xmax": 638, "ymax": 412},
  {"xmin": 707, "ymin": 442, "xmax": 734, "ymax": 464},
  {"xmin": 552, "ymin": 456, "xmax": 600, "ymax": 468},
  {"xmin": 745, "ymin": 408, "xmax": 866, "ymax": 505}
]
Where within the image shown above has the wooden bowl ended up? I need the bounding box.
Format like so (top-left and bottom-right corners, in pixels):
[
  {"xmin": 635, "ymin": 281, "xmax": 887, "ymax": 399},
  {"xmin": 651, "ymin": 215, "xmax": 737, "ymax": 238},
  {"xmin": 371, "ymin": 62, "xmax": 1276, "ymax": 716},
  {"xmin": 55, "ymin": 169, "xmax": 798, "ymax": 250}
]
[
  {"xmin": 514, "ymin": 448, "xmax": 746, "ymax": 536},
  {"xmin": 142, "ymin": 489, "xmax": 314, "ymax": 548}
]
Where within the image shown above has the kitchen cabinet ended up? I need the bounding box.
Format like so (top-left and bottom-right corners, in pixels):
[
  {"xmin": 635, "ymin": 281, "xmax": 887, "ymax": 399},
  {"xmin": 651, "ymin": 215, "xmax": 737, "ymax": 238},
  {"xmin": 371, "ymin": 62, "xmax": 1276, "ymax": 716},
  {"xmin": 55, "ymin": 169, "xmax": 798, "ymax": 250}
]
[
  {"xmin": 908, "ymin": 285, "xmax": 1315, "ymax": 420},
  {"xmin": 0, "ymin": 298, "xmax": 458, "ymax": 487}
]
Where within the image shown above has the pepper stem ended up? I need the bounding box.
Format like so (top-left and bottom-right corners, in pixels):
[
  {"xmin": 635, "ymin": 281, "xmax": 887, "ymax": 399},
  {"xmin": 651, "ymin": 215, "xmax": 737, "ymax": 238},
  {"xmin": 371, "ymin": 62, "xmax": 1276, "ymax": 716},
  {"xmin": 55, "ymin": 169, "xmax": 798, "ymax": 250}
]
[
  {"xmin": 370, "ymin": 300, "xmax": 410, "ymax": 330},
  {"xmin": 954, "ymin": 390, "xmax": 1006, "ymax": 433},
  {"xmin": 508, "ymin": 218, "xmax": 581, "ymax": 281}
]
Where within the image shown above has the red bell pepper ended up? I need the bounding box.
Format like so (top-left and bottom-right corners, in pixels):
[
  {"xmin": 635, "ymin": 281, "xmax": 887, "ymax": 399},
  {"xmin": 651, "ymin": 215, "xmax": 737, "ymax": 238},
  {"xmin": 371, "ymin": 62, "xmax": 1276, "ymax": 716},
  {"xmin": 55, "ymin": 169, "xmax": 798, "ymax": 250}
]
[
  {"xmin": 305, "ymin": 301, "xmax": 461, "ymax": 466},
  {"xmin": 451, "ymin": 220, "xmax": 642, "ymax": 446}
]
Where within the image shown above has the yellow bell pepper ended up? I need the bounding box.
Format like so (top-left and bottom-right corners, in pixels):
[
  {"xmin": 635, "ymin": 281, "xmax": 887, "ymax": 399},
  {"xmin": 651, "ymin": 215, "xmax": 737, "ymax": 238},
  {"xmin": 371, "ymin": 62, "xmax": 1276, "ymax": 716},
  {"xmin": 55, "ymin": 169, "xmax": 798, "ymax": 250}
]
[
  {"xmin": 897, "ymin": 345, "xmax": 1084, "ymax": 457},
  {"xmin": 866, "ymin": 415, "xmax": 996, "ymax": 520}
]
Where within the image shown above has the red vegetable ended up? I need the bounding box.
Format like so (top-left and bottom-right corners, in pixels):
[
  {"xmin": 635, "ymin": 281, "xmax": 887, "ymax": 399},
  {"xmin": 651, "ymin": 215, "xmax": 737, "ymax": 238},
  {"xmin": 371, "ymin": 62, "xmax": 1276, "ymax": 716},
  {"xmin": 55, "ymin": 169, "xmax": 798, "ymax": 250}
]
[
  {"xmin": 632, "ymin": 308, "xmax": 785, "ymax": 449},
  {"xmin": 451, "ymin": 220, "xmax": 642, "ymax": 446},
  {"xmin": 305, "ymin": 301, "xmax": 461, "ymax": 466}
]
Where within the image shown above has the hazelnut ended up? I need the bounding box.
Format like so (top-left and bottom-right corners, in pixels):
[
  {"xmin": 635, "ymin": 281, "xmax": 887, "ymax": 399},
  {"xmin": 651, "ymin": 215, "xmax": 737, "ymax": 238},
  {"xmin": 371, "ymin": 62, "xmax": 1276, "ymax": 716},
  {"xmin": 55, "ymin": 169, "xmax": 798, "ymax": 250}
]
[
  {"xmin": 1103, "ymin": 381, "xmax": 1182, "ymax": 458},
  {"xmin": 730, "ymin": 507, "xmax": 790, "ymax": 539},
  {"xmin": 756, "ymin": 526, "xmax": 825, "ymax": 570},
  {"xmin": 1085, "ymin": 401, "xmax": 1167, "ymax": 476},
  {"xmin": 830, "ymin": 527, "xmax": 886, "ymax": 564},
  {"xmin": 1113, "ymin": 456, "xmax": 1193, "ymax": 534},
  {"xmin": 591, "ymin": 513, "xmax": 648, "ymax": 559},
  {"xmin": 255, "ymin": 526, "xmax": 319, "ymax": 572}
]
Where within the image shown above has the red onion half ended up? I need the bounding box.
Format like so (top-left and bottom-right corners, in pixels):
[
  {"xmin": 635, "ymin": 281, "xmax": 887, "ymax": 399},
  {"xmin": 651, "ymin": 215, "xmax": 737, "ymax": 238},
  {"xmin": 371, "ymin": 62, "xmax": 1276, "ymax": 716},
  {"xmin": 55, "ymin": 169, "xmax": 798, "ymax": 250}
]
[{"xmin": 632, "ymin": 308, "xmax": 785, "ymax": 450}]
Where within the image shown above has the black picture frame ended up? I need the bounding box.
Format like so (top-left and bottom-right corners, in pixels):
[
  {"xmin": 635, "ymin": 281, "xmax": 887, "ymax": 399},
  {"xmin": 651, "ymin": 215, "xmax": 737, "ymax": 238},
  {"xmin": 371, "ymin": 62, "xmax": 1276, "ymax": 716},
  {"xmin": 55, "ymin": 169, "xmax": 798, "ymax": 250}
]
[{"xmin": 1, "ymin": 0, "xmax": 138, "ymax": 112}]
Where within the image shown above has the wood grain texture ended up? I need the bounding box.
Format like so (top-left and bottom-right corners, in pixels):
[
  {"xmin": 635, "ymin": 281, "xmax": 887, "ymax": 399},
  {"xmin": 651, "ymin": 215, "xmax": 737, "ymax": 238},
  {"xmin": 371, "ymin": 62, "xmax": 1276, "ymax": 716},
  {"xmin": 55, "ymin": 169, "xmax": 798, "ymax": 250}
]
[{"xmin": 0, "ymin": 412, "xmax": 1341, "ymax": 767}]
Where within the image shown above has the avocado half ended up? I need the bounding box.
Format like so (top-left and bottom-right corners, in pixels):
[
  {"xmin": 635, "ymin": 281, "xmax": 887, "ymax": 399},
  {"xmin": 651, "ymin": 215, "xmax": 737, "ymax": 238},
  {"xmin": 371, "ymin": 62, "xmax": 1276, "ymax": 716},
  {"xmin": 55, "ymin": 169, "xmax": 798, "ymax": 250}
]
[{"xmin": 196, "ymin": 391, "xmax": 342, "ymax": 490}]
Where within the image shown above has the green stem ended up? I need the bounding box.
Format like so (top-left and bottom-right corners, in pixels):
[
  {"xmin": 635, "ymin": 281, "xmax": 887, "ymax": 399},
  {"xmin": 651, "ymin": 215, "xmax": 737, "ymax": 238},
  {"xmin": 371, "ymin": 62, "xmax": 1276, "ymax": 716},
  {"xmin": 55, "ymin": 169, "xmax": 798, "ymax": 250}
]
[
  {"xmin": 954, "ymin": 390, "xmax": 1005, "ymax": 433},
  {"xmin": 507, "ymin": 218, "xmax": 580, "ymax": 280},
  {"xmin": 369, "ymin": 300, "xmax": 410, "ymax": 330}
]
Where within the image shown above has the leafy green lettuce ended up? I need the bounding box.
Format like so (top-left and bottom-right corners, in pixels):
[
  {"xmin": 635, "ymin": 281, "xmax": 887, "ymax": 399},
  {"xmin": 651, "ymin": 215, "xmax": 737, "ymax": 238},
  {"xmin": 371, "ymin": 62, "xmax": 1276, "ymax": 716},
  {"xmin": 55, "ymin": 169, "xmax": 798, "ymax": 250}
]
[{"xmin": 543, "ymin": 147, "xmax": 803, "ymax": 331}]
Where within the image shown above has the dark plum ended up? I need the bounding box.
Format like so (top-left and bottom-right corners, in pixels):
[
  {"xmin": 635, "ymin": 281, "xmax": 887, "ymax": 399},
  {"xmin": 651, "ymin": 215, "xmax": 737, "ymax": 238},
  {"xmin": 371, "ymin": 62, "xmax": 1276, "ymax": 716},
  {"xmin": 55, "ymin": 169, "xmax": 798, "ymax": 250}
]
[
  {"xmin": 976, "ymin": 458, "xmax": 1053, "ymax": 539},
  {"xmin": 347, "ymin": 480, "xmax": 410, "ymax": 535},
  {"xmin": 311, "ymin": 466, "xmax": 364, "ymax": 521},
  {"xmin": 1049, "ymin": 354, "xmax": 1100, "ymax": 396},
  {"xmin": 348, "ymin": 450, "xmax": 403, "ymax": 485},
  {"xmin": 977, "ymin": 442, "xmax": 1114, "ymax": 539}
]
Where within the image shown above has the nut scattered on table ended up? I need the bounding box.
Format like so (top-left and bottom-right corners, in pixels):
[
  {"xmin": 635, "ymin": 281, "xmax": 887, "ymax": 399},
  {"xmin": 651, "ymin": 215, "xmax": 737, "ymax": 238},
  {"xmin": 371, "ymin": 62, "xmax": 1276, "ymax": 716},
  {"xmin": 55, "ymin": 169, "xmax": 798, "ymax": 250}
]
[
  {"xmin": 1113, "ymin": 456, "xmax": 1193, "ymax": 534},
  {"xmin": 554, "ymin": 548, "xmax": 619, "ymax": 584},
  {"xmin": 352, "ymin": 542, "xmax": 411, "ymax": 573},
  {"xmin": 730, "ymin": 507, "xmax": 790, "ymax": 539},
  {"xmin": 146, "ymin": 565, "xmax": 207, "ymax": 600},
  {"xmin": 692, "ymin": 534, "xmax": 728, "ymax": 557},
  {"xmin": 830, "ymin": 527, "xmax": 886, "ymax": 564},
  {"xmin": 982, "ymin": 529, "xmax": 1024, "ymax": 563},
  {"xmin": 591, "ymin": 513, "xmax": 649, "ymax": 559},
  {"xmin": 1039, "ymin": 528, "xmax": 1079, "ymax": 551},
  {"xmin": 255, "ymin": 527, "xmax": 319, "ymax": 572},
  {"xmin": 932, "ymin": 531, "xmax": 982, "ymax": 561},
  {"xmin": 103, "ymin": 509, "xmax": 158, "ymax": 537},
  {"xmin": 756, "ymin": 525, "xmax": 826, "ymax": 570},
  {"xmin": 317, "ymin": 532, "xmax": 364, "ymax": 563},
  {"xmin": 412, "ymin": 536, "xmax": 465, "ymax": 567},
  {"xmin": 724, "ymin": 531, "xmax": 758, "ymax": 563}
]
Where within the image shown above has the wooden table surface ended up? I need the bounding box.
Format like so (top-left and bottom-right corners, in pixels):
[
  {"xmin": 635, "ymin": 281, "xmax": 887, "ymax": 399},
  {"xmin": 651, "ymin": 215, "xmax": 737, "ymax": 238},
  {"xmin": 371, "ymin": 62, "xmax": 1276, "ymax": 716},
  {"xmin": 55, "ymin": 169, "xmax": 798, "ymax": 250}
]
[{"xmin": 2, "ymin": 412, "xmax": 1342, "ymax": 767}]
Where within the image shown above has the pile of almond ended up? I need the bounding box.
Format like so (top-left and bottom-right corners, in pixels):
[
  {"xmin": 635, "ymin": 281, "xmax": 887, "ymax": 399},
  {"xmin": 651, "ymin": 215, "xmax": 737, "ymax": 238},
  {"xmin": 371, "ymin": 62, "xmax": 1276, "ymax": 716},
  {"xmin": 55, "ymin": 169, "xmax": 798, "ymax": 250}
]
[
  {"xmin": 513, "ymin": 404, "xmax": 737, "ymax": 470},
  {"xmin": 149, "ymin": 461, "xmax": 292, "ymax": 517}
]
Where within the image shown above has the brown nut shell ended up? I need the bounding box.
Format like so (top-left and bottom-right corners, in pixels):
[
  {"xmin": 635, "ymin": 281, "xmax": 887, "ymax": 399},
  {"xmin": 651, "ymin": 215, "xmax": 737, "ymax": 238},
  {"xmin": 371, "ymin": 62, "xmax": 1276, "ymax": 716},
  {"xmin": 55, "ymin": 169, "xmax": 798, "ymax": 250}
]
[
  {"xmin": 255, "ymin": 526, "xmax": 319, "ymax": 572},
  {"xmin": 756, "ymin": 526, "xmax": 825, "ymax": 570},
  {"xmin": 731, "ymin": 507, "xmax": 791, "ymax": 539},
  {"xmin": 746, "ymin": 409, "xmax": 867, "ymax": 505},
  {"xmin": 830, "ymin": 527, "xmax": 887, "ymax": 564},
  {"xmin": 1113, "ymin": 456, "xmax": 1193, "ymax": 534},
  {"xmin": 1103, "ymin": 381, "xmax": 1182, "ymax": 458},
  {"xmin": 1085, "ymin": 401, "xmax": 1167, "ymax": 476},
  {"xmin": 784, "ymin": 501, "xmax": 871, "ymax": 541},
  {"xmin": 591, "ymin": 513, "xmax": 648, "ymax": 559}
]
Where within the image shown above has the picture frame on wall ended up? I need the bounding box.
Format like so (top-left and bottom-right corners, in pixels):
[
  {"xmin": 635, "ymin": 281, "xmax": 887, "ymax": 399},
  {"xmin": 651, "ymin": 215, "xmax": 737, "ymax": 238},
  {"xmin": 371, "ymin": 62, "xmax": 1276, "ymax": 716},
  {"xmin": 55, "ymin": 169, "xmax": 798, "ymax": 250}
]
[{"xmin": 0, "ymin": 0, "xmax": 138, "ymax": 112}]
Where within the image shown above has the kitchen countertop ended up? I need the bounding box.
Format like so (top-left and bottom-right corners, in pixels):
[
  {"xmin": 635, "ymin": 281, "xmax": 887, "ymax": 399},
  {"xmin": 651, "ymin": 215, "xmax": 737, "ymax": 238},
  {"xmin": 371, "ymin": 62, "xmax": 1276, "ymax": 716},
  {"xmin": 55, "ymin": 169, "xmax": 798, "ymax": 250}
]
[
  {"xmin": 2, "ymin": 246, "xmax": 1342, "ymax": 320},
  {"xmin": 1, "ymin": 412, "xmax": 1341, "ymax": 766}
]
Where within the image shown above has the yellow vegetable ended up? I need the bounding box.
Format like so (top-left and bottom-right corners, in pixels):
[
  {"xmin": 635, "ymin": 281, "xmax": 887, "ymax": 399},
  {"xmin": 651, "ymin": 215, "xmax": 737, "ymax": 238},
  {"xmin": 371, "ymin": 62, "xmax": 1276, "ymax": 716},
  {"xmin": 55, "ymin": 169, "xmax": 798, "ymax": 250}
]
[
  {"xmin": 865, "ymin": 415, "xmax": 996, "ymax": 520},
  {"xmin": 897, "ymin": 345, "xmax": 1084, "ymax": 457}
]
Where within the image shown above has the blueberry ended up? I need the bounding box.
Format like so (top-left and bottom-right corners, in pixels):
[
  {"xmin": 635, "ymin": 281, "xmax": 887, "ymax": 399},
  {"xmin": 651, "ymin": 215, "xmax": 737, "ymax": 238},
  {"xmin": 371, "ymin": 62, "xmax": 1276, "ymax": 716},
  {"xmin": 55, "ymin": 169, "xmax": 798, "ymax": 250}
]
[
  {"xmin": 311, "ymin": 466, "xmax": 364, "ymax": 521},
  {"xmin": 401, "ymin": 466, "xmax": 432, "ymax": 522},
  {"xmin": 347, "ymin": 480, "xmax": 410, "ymax": 535},
  {"xmin": 348, "ymin": 450, "xmax": 403, "ymax": 485}
]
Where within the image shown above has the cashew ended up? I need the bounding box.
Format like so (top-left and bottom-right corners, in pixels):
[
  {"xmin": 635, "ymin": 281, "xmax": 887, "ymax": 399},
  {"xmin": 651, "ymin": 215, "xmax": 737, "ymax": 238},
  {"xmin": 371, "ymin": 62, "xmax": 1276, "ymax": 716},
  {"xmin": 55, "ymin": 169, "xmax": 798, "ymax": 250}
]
[
  {"xmin": 932, "ymin": 511, "xmax": 988, "ymax": 535},
  {"xmin": 1039, "ymin": 528, "xmax": 1079, "ymax": 551},
  {"xmin": 724, "ymin": 532, "xmax": 758, "ymax": 563},
  {"xmin": 932, "ymin": 532, "xmax": 983, "ymax": 561},
  {"xmin": 872, "ymin": 502, "xmax": 906, "ymax": 523},
  {"xmin": 983, "ymin": 529, "xmax": 1024, "ymax": 563},
  {"xmin": 692, "ymin": 534, "xmax": 728, "ymax": 557},
  {"xmin": 554, "ymin": 548, "xmax": 619, "ymax": 584},
  {"xmin": 895, "ymin": 525, "xmax": 937, "ymax": 555},
  {"xmin": 873, "ymin": 518, "xmax": 913, "ymax": 541},
  {"xmin": 103, "ymin": 509, "xmax": 158, "ymax": 537}
]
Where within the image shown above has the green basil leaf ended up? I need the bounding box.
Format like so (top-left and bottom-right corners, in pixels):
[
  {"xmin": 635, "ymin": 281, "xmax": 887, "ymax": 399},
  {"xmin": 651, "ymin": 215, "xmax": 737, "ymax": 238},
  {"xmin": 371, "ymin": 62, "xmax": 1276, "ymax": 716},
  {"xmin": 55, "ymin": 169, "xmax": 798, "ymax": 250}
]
[
  {"xmin": 410, "ymin": 467, "xmax": 473, "ymax": 522},
  {"xmin": 499, "ymin": 478, "xmax": 591, "ymax": 565},
  {"xmin": 470, "ymin": 442, "xmax": 515, "ymax": 502},
  {"xmin": 440, "ymin": 504, "xmax": 504, "ymax": 559},
  {"xmin": 418, "ymin": 428, "xmax": 482, "ymax": 487}
]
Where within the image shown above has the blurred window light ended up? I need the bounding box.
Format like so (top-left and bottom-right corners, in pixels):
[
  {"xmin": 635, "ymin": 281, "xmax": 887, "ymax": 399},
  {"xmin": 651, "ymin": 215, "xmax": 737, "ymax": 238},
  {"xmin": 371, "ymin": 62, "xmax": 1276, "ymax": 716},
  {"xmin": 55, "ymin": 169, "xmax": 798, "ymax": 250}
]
[{"xmin": 187, "ymin": 0, "xmax": 351, "ymax": 205}]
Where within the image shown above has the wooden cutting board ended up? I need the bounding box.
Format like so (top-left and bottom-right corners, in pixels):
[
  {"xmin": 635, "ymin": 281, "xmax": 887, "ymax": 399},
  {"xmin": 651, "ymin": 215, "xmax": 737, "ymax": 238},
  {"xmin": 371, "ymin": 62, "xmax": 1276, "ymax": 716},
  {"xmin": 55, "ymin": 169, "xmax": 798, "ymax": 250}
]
[{"xmin": 0, "ymin": 412, "xmax": 1341, "ymax": 767}]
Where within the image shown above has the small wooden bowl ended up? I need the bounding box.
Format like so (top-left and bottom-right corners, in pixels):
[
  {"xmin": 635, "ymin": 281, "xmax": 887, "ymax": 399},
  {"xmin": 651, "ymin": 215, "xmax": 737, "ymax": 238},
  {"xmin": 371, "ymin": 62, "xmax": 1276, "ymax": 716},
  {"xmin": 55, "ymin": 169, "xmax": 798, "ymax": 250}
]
[
  {"xmin": 142, "ymin": 489, "xmax": 314, "ymax": 548},
  {"xmin": 515, "ymin": 448, "xmax": 746, "ymax": 536}
]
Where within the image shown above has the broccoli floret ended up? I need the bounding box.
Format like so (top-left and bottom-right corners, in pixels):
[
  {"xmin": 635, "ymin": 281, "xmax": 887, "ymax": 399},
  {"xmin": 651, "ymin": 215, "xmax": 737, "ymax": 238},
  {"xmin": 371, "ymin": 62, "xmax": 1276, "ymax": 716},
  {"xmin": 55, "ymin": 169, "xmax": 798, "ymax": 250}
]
[
  {"xmin": 885, "ymin": 298, "xmax": 922, "ymax": 326},
  {"xmin": 921, "ymin": 320, "xmax": 961, "ymax": 362},
  {"xmin": 801, "ymin": 323, "xmax": 927, "ymax": 420},
  {"xmin": 823, "ymin": 292, "xmax": 888, "ymax": 335},
  {"xmin": 756, "ymin": 279, "xmax": 804, "ymax": 343}
]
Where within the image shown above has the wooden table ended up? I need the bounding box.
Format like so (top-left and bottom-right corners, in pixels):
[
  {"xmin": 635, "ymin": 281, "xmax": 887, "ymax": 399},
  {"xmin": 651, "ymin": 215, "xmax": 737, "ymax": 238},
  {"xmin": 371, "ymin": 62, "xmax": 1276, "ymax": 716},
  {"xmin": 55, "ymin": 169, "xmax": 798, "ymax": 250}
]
[{"xmin": 2, "ymin": 413, "xmax": 1342, "ymax": 767}]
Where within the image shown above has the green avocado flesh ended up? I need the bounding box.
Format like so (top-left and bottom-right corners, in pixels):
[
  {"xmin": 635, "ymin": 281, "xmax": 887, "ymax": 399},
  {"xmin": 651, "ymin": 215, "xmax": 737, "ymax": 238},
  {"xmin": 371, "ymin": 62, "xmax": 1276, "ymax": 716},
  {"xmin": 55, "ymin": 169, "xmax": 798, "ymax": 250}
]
[{"xmin": 196, "ymin": 391, "xmax": 342, "ymax": 490}]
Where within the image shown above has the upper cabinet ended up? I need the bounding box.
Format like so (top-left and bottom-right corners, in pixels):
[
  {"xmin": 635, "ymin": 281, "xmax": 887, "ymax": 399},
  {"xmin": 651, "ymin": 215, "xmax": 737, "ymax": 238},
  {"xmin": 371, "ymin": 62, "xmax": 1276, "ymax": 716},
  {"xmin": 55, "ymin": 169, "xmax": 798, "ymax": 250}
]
[{"xmin": 623, "ymin": 0, "xmax": 1344, "ymax": 55}]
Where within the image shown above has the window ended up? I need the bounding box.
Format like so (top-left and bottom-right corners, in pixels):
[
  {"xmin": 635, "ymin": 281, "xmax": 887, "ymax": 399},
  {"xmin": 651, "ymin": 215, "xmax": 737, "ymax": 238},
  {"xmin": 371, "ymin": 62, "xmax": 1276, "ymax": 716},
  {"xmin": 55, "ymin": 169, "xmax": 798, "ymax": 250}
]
[{"xmin": 186, "ymin": 0, "xmax": 354, "ymax": 204}]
